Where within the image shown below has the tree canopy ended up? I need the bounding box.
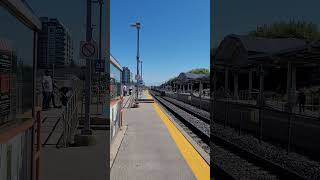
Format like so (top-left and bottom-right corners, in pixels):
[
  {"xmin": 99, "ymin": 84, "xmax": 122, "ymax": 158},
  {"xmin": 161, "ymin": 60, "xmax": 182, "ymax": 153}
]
[
  {"xmin": 249, "ymin": 20, "xmax": 320, "ymax": 42},
  {"xmin": 162, "ymin": 68, "xmax": 209, "ymax": 85},
  {"xmin": 188, "ymin": 68, "xmax": 210, "ymax": 75}
]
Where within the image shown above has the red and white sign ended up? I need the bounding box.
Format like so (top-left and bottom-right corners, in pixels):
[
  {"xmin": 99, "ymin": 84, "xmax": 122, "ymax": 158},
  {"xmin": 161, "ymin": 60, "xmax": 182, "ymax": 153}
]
[{"xmin": 135, "ymin": 74, "xmax": 141, "ymax": 80}]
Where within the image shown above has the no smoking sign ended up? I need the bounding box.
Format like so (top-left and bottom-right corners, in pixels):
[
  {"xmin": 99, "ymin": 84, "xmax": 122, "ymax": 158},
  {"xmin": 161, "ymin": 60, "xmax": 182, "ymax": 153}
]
[{"xmin": 80, "ymin": 40, "xmax": 98, "ymax": 60}]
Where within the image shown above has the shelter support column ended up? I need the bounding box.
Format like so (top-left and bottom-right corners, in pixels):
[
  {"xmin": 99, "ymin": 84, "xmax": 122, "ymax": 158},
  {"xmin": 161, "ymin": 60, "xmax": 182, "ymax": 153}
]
[
  {"xmin": 191, "ymin": 83, "xmax": 193, "ymax": 95},
  {"xmin": 225, "ymin": 67, "xmax": 229, "ymax": 91},
  {"xmin": 249, "ymin": 69, "xmax": 253, "ymax": 99},
  {"xmin": 233, "ymin": 71, "xmax": 239, "ymax": 100},
  {"xmin": 258, "ymin": 65, "xmax": 265, "ymax": 105},
  {"xmin": 199, "ymin": 81, "xmax": 203, "ymax": 98},
  {"xmin": 213, "ymin": 70, "xmax": 217, "ymax": 92},
  {"xmin": 286, "ymin": 62, "xmax": 291, "ymax": 99},
  {"xmin": 292, "ymin": 64, "xmax": 296, "ymax": 98},
  {"xmin": 286, "ymin": 61, "xmax": 296, "ymax": 110}
]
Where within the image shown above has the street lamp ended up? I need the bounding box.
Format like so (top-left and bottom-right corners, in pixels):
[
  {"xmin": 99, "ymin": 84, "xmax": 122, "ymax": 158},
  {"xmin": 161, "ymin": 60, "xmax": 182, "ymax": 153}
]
[
  {"xmin": 140, "ymin": 60, "xmax": 143, "ymax": 82},
  {"xmin": 130, "ymin": 21, "xmax": 141, "ymax": 103}
]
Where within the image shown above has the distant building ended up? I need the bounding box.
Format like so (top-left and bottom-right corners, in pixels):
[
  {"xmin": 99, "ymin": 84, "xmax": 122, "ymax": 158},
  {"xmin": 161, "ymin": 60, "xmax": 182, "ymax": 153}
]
[
  {"xmin": 122, "ymin": 67, "xmax": 131, "ymax": 85},
  {"xmin": 130, "ymin": 72, "xmax": 134, "ymax": 83},
  {"xmin": 37, "ymin": 17, "xmax": 73, "ymax": 68}
]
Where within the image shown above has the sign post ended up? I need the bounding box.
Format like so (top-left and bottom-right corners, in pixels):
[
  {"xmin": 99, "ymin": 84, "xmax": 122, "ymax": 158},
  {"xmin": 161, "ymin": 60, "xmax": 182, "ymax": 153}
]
[
  {"xmin": 82, "ymin": 0, "xmax": 94, "ymax": 137},
  {"xmin": 80, "ymin": 40, "xmax": 98, "ymax": 60}
]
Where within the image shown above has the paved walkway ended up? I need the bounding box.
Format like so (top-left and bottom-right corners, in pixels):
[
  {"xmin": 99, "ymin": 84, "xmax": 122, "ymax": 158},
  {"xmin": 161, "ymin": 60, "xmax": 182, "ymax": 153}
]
[
  {"xmin": 41, "ymin": 130, "xmax": 109, "ymax": 180},
  {"xmin": 110, "ymin": 92, "xmax": 196, "ymax": 180},
  {"xmin": 41, "ymin": 107, "xmax": 64, "ymax": 147},
  {"xmin": 40, "ymin": 100, "xmax": 109, "ymax": 179}
]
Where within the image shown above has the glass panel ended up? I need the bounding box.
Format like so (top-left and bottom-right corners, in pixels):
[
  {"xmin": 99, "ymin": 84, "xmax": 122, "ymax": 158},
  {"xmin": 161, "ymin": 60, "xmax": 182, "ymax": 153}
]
[
  {"xmin": 110, "ymin": 63, "xmax": 121, "ymax": 99},
  {"xmin": 0, "ymin": 5, "xmax": 34, "ymax": 125}
]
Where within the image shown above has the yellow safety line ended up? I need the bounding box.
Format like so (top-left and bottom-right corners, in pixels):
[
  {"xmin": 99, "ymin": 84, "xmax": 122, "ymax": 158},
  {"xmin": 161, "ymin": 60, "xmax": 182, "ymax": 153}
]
[{"xmin": 146, "ymin": 91, "xmax": 210, "ymax": 180}]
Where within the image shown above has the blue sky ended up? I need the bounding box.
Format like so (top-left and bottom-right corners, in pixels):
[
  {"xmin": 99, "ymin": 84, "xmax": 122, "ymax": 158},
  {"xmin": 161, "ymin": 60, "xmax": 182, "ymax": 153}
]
[
  {"xmin": 213, "ymin": 0, "xmax": 320, "ymax": 47},
  {"xmin": 111, "ymin": 0, "xmax": 210, "ymax": 86}
]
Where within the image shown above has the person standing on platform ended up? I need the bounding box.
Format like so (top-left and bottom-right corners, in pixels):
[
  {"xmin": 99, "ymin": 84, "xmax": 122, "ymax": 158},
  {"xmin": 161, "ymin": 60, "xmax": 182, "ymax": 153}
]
[
  {"xmin": 50, "ymin": 74, "xmax": 61, "ymax": 108},
  {"xmin": 42, "ymin": 70, "xmax": 60, "ymax": 110},
  {"xmin": 123, "ymin": 85, "xmax": 127, "ymax": 96},
  {"xmin": 297, "ymin": 89, "xmax": 306, "ymax": 113},
  {"xmin": 42, "ymin": 70, "xmax": 53, "ymax": 110}
]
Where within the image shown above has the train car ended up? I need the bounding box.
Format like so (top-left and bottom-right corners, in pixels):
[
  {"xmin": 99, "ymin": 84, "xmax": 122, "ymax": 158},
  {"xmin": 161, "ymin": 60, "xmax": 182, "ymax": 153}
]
[{"xmin": 110, "ymin": 55, "xmax": 123, "ymax": 142}]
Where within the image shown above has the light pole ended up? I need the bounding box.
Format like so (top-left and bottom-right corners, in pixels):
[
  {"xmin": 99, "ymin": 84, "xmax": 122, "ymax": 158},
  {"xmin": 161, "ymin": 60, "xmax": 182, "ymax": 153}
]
[
  {"xmin": 130, "ymin": 21, "xmax": 141, "ymax": 102},
  {"xmin": 141, "ymin": 60, "xmax": 143, "ymax": 84},
  {"xmin": 98, "ymin": 0, "xmax": 103, "ymax": 113}
]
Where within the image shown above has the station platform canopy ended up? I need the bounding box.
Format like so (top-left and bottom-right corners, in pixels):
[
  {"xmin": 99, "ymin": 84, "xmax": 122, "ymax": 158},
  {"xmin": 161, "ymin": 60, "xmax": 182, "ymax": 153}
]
[
  {"xmin": 165, "ymin": 72, "xmax": 209, "ymax": 86},
  {"xmin": 213, "ymin": 34, "xmax": 320, "ymax": 69}
]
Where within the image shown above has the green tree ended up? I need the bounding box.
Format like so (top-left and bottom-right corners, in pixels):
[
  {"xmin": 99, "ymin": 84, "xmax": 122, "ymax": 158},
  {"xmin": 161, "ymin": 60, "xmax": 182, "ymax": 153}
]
[
  {"xmin": 188, "ymin": 68, "xmax": 209, "ymax": 75},
  {"xmin": 249, "ymin": 20, "xmax": 320, "ymax": 42}
]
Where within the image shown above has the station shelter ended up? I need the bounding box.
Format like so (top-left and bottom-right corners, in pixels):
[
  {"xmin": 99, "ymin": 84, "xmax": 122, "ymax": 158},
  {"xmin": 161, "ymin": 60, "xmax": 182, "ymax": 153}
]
[{"xmin": 0, "ymin": 1, "xmax": 42, "ymax": 180}]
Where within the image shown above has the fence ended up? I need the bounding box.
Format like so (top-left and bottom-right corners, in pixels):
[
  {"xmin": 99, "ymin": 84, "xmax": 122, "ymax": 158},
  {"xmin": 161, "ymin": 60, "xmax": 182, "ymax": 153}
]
[
  {"xmin": 56, "ymin": 84, "xmax": 82, "ymax": 148},
  {"xmin": 212, "ymin": 97, "xmax": 320, "ymax": 155}
]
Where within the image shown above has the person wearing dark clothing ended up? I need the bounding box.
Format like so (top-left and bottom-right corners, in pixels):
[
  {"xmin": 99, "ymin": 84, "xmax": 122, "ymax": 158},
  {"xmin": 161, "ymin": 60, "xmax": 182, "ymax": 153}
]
[
  {"xmin": 297, "ymin": 91, "xmax": 306, "ymax": 113},
  {"xmin": 42, "ymin": 70, "xmax": 52, "ymax": 110},
  {"xmin": 60, "ymin": 87, "xmax": 71, "ymax": 106}
]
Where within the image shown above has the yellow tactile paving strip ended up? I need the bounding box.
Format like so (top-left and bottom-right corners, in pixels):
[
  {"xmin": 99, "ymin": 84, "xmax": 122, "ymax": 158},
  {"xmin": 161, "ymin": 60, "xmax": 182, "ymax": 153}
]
[{"xmin": 146, "ymin": 91, "xmax": 210, "ymax": 180}]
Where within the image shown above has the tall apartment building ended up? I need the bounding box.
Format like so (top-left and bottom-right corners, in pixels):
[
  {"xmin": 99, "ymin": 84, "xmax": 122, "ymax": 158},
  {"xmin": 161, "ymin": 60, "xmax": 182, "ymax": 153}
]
[
  {"xmin": 37, "ymin": 17, "xmax": 73, "ymax": 68},
  {"xmin": 122, "ymin": 67, "xmax": 131, "ymax": 85},
  {"xmin": 130, "ymin": 72, "xmax": 133, "ymax": 83}
]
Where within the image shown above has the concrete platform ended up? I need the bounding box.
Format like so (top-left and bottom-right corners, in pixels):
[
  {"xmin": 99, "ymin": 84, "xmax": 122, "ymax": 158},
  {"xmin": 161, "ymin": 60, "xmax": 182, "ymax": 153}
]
[
  {"xmin": 110, "ymin": 93, "xmax": 196, "ymax": 180},
  {"xmin": 41, "ymin": 130, "xmax": 109, "ymax": 180}
]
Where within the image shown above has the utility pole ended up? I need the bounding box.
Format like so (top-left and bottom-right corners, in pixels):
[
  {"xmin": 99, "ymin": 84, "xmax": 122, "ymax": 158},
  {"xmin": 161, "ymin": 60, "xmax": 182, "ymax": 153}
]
[
  {"xmin": 137, "ymin": 24, "xmax": 140, "ymax": 99},
  {"xmin": 98, "ymin": 0, "xmax": 103, "ymax": 113},
  {"xmin": 141, "ymin": 60, "xmax": 143, "ymax": 83},
  {"xmin": 82, "ymin": 0, "xmax": 93, "ymax": 135}
]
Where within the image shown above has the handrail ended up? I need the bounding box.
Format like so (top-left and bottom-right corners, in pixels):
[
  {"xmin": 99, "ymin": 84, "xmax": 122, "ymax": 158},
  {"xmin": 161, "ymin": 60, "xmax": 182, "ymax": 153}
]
[{"xmin": 56, "ymin": 82, "xmax": 82, "ymax": 148}]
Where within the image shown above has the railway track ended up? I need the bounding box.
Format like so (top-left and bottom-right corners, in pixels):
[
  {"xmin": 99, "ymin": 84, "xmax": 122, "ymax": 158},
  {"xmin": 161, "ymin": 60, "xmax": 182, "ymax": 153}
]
[
  {"xmin": 150, "ymin": 90, "xmax": 307, "ymax": 180},
  {"xmin": 150, "ymin": 91, "xmax": 209, "ymax": 145},
  {"xmin": 161, "ymin": 96, "xmax": 210, "ymax": 124}
]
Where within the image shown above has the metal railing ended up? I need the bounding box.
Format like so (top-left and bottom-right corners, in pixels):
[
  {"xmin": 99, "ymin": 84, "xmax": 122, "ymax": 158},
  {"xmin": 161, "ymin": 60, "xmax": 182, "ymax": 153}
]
[{"xmin": 56, "ymin": 85, "xmax": 82, "ymax": 148}]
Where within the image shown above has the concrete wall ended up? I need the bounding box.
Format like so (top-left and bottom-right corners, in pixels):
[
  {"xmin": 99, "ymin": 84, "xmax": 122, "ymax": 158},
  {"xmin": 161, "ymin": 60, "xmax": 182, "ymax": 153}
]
[
  {"xmin": 110, "ymin": 100, "xmax": 121, "ymax": 143},
  {"xmin": 166, "ymin": 93, "xmax": 210, "ymax": 111}
]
